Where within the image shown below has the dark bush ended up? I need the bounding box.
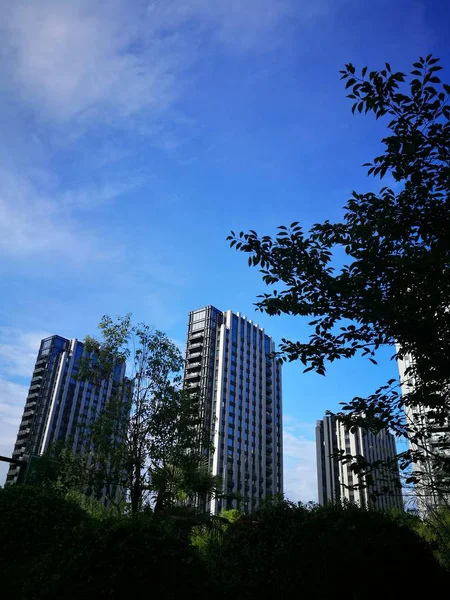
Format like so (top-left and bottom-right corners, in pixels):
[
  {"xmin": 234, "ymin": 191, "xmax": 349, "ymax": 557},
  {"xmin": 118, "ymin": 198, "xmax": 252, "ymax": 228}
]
[
  {"xmin": 0, "ymin": 485, "xmax": 91, "ymax": 597},
  {"xmin": 48, "ymin": 516, "xmax": 214, "ymax": 599},
  {"xmin": 207, "ymin": 501, "xmax": 448, "ymax": 598},
  {"xmin": 1, "ymin": 486, "xmax": 213, "ymax": 599},
  {"xmin": 3, "ymin": 487, "xmax": 447, "ymax": 599}
]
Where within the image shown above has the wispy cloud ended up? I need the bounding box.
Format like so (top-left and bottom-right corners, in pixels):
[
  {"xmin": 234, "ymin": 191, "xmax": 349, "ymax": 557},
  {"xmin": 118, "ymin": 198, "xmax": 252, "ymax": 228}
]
[
  {"xmin": 0, "ymin": 377, "xmax": 28, "ymax": 484},
  {"xmin": 0, "ymin": 329, "xmax": 46, "ymax": 483},
  {"xmin": 0, "ymin": 170, "xmax": 139, "ymax": 262},
  {"xmin": 0, "ymin": 0, "xmax": 298, "ymax": 134},
  {"xmin": 283, "ymin": 419, "xmax": 317, "ymax": 503},
  {"xmin": 0, "ymin": 328, "xmax": 49, "ymax": 379},
  {"xmin": 2, "ymin": 1, "xmax": 177, "ymax": 127},
  {"xmin": 0, "ymin": 0, "xmax": 307, "ymax": 265}
]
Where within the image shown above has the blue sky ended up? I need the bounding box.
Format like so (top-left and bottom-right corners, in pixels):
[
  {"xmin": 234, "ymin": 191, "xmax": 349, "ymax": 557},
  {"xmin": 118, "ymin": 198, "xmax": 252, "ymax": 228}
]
[{"xmin": 1, "ymin": 0, "xmax": 449, "ymax": 499}]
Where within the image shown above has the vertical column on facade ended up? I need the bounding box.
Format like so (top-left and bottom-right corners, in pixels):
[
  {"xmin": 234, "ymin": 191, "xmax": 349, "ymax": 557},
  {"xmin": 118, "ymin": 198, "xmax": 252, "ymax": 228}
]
[
  {"xmin": 51, "ymin": 339, "xmax": 77, "ymax": 447},
  {"xmin": 236, "ymin": 314, "xmax": 244, "ymax": 510},
  {"xmin": 40, "ymin": 342, "xmax": 70, "ymax": 454},
  {"xmin": 212, "ymin": 321, "xmax": 226, "ymax": 514},
  {"xmin": 255, "ymin": 323, "xmax": 263, "ymax": 503}
]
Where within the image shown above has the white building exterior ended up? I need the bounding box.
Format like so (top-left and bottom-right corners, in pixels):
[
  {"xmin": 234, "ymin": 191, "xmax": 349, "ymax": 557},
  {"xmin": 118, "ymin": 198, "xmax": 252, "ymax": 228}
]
[
  {"xmin": 185, "ymin": 306, "xmax": 283, "ymax": 514},
  {"xmin": 7, "ymin": 335, "xmax": 128, "ymax": 486},
  {"xmin": 397, "ymin": 351, "xmax": 450, "ymax": 515},
  {"xmin": 316, "ymin": 415, "xmax": 403, "ymax": 510}
]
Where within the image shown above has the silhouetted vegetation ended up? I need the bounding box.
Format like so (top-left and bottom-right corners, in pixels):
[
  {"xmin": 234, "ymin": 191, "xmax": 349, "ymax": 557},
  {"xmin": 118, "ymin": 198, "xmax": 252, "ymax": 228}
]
[
  {"xmin": 228, "ymin": 56, "xmax": 450, "ymax": 497},
  {"xmin": 2, "ymin": 487, "xmax": 449, "ymax": 599}
]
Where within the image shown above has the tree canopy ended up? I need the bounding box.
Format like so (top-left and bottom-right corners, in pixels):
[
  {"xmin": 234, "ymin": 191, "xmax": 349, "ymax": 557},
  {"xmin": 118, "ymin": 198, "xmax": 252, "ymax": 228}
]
[
  {"xmin": 34, "ymin": 316, "xmax": 220, "ymax": 515},
  {"xmin": 77, "ymin": 315, "xmax": 221, "ymax": 514},
  {"xmin": 228, "ymin": 56, "xmax": 450, "ymax": 496}
]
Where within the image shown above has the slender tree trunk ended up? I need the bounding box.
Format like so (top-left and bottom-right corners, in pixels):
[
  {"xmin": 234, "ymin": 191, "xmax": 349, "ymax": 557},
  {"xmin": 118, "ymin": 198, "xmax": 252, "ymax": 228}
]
[
  {"xmin": 154, "ymin": 480, "xmax": 166, "ymax": 514},
  {"xmin": 131, "ymin": 462, "xmax": 141, "ymax": 515}
]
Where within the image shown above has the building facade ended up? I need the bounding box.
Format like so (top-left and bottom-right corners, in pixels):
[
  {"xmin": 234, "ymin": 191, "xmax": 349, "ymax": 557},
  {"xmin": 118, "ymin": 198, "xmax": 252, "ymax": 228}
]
[
  {"xmin": 316, "ymin": 415, "xmax": 403, "ymax": 510},
  {"xmin": 397, "ymin": 351, "xmax": 450, "ymax": 515},
  {"xmin": 184, "ymin": 306, "xmax": 283, "ymax": 514},
  {"xmin": 6, "ymin": 335, "xmax": 128, "ymax": 486}
]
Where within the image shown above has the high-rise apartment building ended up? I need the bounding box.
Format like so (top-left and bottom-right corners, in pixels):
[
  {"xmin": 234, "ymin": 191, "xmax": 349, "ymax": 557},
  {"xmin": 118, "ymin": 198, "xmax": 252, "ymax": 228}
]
[
  {"xmin": 6, "ymin": 335, "xmax": 128, "ymax": 485},
  {"xmin": 316, "ymin": 414, "xmax": 403, "ymax": 510},
  {"xmin": 184, "ymin": 306, "xmax": 283, "ymax": 514},
  {"xmin": 397, "ymin": 352, "xmax": 450, "ymax": 515}
]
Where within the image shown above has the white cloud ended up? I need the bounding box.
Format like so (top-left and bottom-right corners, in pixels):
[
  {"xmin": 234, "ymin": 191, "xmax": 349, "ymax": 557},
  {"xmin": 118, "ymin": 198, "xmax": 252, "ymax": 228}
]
[
  {"xmin": 0, "ymin": 0, "xmax": 334, "ymax": 264},
  {"xmin": 0, "ymin": 0, "xmax": 304, "ymax": 264},
  {"xmin": 0, "ymin": 377, "xmax": 28, "ymax": 485},
  {"xmin": 2, "ymin": 1, "xmax": 177, "ymax": 126},
  {"xmin": 283, "ymin": 420, "xmax": 318, "ymax": 503},
  {"xmin": 0, "ymin": 328, "xmax": 49, "ymax": 379},
  {"xmin": 0, "ymin": 329, "xmax": 47, "ymax": 485},
  {"xmin": 0, "ymin": 0, "xmax": 299, "ymax": 132},
  {"xmin": 0, "ymin": 170, "xmax": 136, "ymax": 261}
]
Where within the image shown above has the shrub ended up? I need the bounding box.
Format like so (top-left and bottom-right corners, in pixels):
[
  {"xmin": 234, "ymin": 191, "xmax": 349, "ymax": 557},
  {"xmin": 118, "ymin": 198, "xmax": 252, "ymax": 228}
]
[{"xmin": 207, "ymin": 500, "xmax": 448, "ymax": 598}]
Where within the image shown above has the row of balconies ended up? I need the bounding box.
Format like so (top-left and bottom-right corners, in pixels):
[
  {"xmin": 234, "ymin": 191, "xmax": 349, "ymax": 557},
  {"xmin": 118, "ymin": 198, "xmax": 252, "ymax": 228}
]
[{"xmin": 186, "ymin": 361, "xmax": 201, "ymax": 369}]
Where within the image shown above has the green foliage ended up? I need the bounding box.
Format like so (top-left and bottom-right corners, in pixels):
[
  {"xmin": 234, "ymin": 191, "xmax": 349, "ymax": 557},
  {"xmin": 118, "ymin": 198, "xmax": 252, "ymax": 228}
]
[
  {"xmin": 416, "ymin": 507, "xmax": 450, "ymax": 569},
  {"xmin": 190, "ymin": 509, "xmax": 241, "ymax": 555},
  {"xmin": 220, "ymin": 508, "xmax": 241, "ymax": 523},
  {"xmin": 42, "ymin": 516, "xmax": 214, "ymax": 599},
  {"xmin": 26, "ymin": 441, "xmax": 89, "ymax": 495},
  {"xmin": 228, "ymin": 56, "xmax": 450, "ymax": 495},
  {"xmin": 3, "ymin": 488, "xmax": 449, "ymax": 598},
  {"xmin": 207, "ymin": 500, "xmax": 448, "ymax": 597},
  {"xmin": 79, "ymin": 315, "xmax": 219, "ymax": 514},
  {"xmin": 0, "ymin": 485, "xmax": 92, "ymax": 598},
  {"xmin": 0, "ymin": 486, "xmax": 215, "ymax": 599}
]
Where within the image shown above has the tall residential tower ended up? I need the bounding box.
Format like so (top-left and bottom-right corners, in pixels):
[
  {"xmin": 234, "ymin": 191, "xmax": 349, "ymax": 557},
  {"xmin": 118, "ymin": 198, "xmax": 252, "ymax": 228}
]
[
  {"xmin": 184, "ymin": 306, "xmax": 283, "ymax": 514},
  {"xmin": 6, "ymin": 335, "xmax": 128, "ymax": 485},
  {"xmin": 316, "ymin": 414, "xmax": 403, "ymax": 510},
  {"xmin": 397, "ymin": 352, "xmax": 450, "ymax": 515}
]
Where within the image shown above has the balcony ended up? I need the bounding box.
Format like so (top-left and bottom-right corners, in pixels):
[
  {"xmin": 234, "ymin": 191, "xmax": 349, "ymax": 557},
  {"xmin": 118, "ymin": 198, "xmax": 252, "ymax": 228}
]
[
  {"xmin": 190, "ymin": 331, "xmax": 204, "ymax": 340},
  {"xmin": 186, "ymin": 361, "xmax": 201, "ymax": 370},
  {"xmin": 185, "ymin": 370, "xmax": 201, "ymax": 379},
  {"xmin": 189, "ymin": 342, "xmax": 203, "ymax": 350},
  {"xmin": 186, "ymin": 380, "xmax": 200, "ymax": 389}
]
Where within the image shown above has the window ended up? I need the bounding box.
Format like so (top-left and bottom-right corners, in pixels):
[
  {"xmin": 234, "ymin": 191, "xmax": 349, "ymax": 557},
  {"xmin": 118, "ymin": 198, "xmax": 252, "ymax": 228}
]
[
  {"xmin": 193, "ymin": 309, "xmax": 206, "ymax": 322},
  {"xmin": 42, "ymin": 339, "xmax": 52, "ymax": 350},
  {"xmin": 191, "ymin": 320, "xmax": 204, "ymax": 332}
]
